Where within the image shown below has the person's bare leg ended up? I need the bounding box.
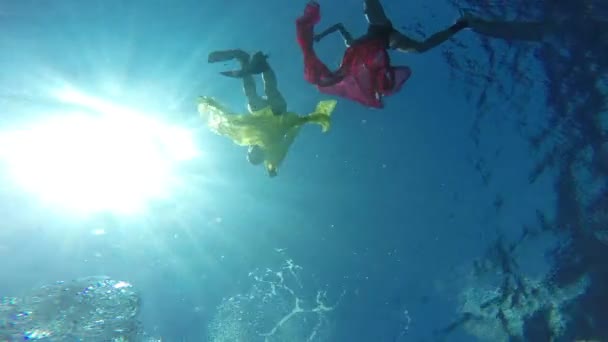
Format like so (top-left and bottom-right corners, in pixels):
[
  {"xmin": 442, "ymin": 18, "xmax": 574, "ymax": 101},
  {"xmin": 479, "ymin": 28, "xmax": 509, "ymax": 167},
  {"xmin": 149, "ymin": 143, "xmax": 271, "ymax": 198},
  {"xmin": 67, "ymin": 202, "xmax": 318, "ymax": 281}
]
[
  {"xmin": 363, "ymin": 0, "xmax": 392, "ymax": 26},
  {"xmin": 390, "ymin": 20, "xmax": 468, "ymax": 53},
  {"xmin": 208, "ymin": 49, "xmax": 266, "ymax": 111},
  {"xmin": 465, "ymin": 14, "xmax": 548, "ymax": 41},
  {"xmin": 229, "ymin": 52, "xmax": 267, "ymax": 112},
  {"xmin": 261, "ymin": 65, "xmax": 287, "ymax": 115},
  {"xmin": 362, "ymin": 0, "xmax": 468, "ymax": 53},
  {"xmin": 214, "ymin": 50, "xmax": 267, "ymax": 112},
  {"xmin": 243, "ymin": 74, "xmax": 268, "ymax": 113}
]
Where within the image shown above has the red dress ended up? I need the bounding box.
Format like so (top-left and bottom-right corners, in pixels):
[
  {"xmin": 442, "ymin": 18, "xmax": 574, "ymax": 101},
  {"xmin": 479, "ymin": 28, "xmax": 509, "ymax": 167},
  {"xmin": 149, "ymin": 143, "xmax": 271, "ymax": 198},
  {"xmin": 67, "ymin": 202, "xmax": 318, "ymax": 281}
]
[{"xmin": 296, "ymin": 2, "xmax": 411, "ymax": 108}]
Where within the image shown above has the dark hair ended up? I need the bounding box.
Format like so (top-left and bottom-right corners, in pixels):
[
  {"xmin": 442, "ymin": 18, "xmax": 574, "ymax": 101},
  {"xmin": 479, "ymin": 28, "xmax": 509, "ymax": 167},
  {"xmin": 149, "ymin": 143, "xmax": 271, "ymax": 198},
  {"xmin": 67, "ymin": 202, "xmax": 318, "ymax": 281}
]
[{"xmin": 247, "ymin": 146, "xmax": 265, "ymax": 165}]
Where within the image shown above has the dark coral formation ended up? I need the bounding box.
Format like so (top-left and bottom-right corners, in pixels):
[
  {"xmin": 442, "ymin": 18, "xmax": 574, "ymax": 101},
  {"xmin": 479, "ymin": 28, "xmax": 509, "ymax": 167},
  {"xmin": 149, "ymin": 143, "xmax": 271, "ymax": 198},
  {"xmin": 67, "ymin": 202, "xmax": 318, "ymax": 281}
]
[{"xmin": 438, "ymin": 0, "xmax": 608, "ymax": 339}]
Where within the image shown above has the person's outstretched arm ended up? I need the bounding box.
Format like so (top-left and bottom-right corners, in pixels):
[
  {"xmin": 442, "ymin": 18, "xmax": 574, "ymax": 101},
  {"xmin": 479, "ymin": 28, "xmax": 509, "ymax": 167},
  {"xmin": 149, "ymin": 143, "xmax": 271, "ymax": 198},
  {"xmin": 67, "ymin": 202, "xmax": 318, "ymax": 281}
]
[
  {"xmin": 314, "ymin": 23, "xmax": 354, "ymax": 46},
  {"xmin": 258, "ymin": 57, "xmax": 288, "ymax": 115}
]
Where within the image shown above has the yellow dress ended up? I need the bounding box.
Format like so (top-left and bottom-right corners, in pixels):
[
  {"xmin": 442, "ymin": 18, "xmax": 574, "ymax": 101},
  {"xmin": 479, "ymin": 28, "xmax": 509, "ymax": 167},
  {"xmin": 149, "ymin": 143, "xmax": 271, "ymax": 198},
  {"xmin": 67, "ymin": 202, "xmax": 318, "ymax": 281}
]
[{"xmin": 197, "ymin": 96, "xmax": 337, "ymax": 175}]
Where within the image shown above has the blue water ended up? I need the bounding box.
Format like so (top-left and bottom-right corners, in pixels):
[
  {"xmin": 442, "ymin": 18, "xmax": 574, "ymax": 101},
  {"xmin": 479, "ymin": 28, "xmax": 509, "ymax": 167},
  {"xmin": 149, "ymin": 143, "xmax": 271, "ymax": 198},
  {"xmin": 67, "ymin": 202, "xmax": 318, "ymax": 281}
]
[{"xmin": 1, "ymin": 0, "xmax": 602, "ymax": 341}]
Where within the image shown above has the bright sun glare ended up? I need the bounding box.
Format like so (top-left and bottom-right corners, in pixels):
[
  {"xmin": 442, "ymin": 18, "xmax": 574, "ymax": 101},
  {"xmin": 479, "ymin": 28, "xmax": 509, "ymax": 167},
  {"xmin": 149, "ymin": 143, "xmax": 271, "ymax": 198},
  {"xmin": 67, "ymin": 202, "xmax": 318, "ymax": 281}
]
[{"xmin": 0, "ymin": 87, "xmax": 200, "ymax": 215}]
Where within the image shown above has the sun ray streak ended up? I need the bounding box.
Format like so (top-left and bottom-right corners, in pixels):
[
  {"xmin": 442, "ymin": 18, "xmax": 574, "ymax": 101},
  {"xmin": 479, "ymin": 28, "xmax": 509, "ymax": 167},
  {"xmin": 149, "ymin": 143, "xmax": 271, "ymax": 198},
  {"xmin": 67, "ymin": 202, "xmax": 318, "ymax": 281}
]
[{"xmin": 0, "ymin": 87, "xmax": 200, "ymax": 216}]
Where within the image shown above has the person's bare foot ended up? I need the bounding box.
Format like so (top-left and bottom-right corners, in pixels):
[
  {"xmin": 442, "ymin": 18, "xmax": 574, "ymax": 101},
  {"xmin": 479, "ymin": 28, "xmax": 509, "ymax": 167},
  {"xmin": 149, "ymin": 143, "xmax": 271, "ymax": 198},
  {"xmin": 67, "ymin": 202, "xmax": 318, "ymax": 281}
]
[{"xmin": 207, "ymin": 49, "xmax": 250, "ymax": 65}]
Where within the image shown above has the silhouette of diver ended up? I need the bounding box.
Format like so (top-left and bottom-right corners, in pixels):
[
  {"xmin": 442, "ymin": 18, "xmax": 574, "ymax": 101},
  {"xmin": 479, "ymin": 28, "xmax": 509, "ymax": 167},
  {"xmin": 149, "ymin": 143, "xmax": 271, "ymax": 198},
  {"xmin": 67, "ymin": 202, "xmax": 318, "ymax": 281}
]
[
  {"xmin": 201, "ymin": 50, "xmax": 337, "ymax": 177},
  {"xmin": 296, "ymin": 0, "xmax": 470, "ymax": 108}
]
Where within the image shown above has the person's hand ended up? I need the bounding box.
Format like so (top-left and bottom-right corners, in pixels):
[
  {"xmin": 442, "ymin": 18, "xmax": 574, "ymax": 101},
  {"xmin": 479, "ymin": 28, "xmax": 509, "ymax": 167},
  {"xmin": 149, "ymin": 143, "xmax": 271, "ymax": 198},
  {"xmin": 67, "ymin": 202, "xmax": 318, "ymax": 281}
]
[{"xmin": 306, "ymin": 1, "xmax": 320, "ymax": 10}]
